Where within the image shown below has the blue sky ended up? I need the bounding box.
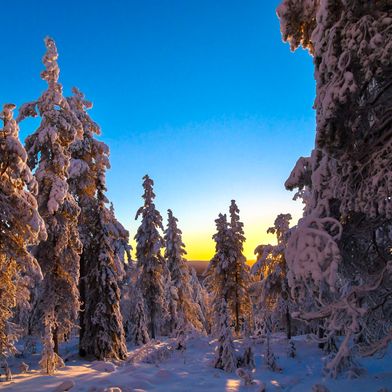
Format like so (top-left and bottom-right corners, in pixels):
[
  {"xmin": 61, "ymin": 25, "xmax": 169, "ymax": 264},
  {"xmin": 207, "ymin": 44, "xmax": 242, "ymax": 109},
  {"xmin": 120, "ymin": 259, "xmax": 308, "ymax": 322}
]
[{"xmin": 1, "ymin": 0, "xmax": 315, "ymax": 260}]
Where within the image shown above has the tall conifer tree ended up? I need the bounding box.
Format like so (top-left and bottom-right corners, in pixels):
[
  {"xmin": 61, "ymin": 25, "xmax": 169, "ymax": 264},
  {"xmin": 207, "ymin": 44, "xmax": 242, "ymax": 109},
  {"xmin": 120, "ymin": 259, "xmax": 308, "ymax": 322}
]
[
  {"xmin": 164, "ymin": 209, "xmax": 204, "ymax": 333},
  {"xmin": 18, "ymin": 38, "xmax": 83, "ymax": 367},
  {"xmin": 227, "ymin": 200, "xmax": 253, "ymax": 334},
  {"xmin": 213, "ymin": 298, "xmax": 237, "ymax": 372},
  {"xmin": 252, "ymin": 213, "xmax": 294, "ymax": 339},
  {"xmin": 0, "ymin": 104, "xmax": 46, "ymax": 358},
  {"xmin": 205, "ymin": 203, "xmax": 253, "ymax": 336},
  {"xmin": 134, "ymin": 175, "xmax": 168, "ymax": 339},
  {"xmin": 278, "ymin": 0, "xmax": 392, "ymax": 375},
  {"xmin": 204, "ymin": 213, "xmax": 231, "ymax": 334},
  {"xmin": 68, "ymin": 88, "xmax": 128, "ymax": 360}
]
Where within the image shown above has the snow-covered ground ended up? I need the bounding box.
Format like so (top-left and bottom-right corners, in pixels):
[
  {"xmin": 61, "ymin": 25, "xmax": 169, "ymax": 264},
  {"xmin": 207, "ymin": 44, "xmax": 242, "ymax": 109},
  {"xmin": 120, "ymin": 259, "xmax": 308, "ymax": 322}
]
[{"xmin": 2, "ymin": 334, "xmax": 392, "ymax": 391}]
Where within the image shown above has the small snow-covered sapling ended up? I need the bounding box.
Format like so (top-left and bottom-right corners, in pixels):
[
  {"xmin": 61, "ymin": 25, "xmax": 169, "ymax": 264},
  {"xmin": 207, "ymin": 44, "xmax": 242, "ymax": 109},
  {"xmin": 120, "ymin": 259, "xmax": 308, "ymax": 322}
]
[
  {"xmin": 236, "ymin": 368, "xmax": 254, "ymax": 386},
  {"xmin": 1, "ymin": 363, "xmax": 12, "ymax": 381},
  {"xmin": 19, "ymin": 362, "xmax": 29, "ymax": 373},
  {"xmin": 176, "ymin": 327, "xmax": 187, "ymax": 352},
  {"xmin": 288, "ymin": 339, "xmax": 296, "ymax": 358},
  {"xmin": 265, "ymin": 333, "xmax": 282, "ymax": 372},
  {"xmin": 238, "ymin": 342, "xmax": 255, "ymax": 369}
]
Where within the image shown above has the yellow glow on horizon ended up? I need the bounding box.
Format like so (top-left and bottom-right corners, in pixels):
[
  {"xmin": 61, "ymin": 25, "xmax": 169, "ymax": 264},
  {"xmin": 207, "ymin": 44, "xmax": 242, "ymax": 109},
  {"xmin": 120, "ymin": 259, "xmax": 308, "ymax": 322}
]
[
  {"xmin": 181, "ymin": 231, "xmax": 215, "ymax": 261},
  {"xmin": 130, "ymin": 225, "xmax": 276, "ymax": 263},
  {"xmin": 183, "ymin": 225, "xmax": 276, "ymax": 262}
]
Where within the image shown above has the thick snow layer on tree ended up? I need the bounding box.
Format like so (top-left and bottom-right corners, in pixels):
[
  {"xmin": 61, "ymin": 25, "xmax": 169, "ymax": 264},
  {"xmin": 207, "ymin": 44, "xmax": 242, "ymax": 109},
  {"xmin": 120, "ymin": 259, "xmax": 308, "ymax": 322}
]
[
  {"xmin": 133, "ymin": 175, "xmax": 168, "ymax": 340},
  {"xmin": 18, "ymin": 38, "xmax": 83, "ymax": 365},
  {"xmin": 205, "ymin": 202, "xmax": 253, "ymax": 338},
  {"xmin": 3, "ymin": 334, "xmax": 392, "ymax": 391},
  {"xmin": 277, "ymin": 0, "xmax": 392, "ymax": 376},
  {"xmin": 164, "ymin": 209, "xmax": 205, "ymax": 333},
  {"xmin": 0, "ymin": 103, "xmax": 46, "ymax": 358}
]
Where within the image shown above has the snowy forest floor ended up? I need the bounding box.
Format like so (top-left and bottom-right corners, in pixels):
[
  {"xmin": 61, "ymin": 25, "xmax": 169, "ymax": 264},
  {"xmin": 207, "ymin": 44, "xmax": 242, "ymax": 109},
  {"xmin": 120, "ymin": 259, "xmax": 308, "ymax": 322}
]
[{"xmin": 2, "ymin": 334, "xmax": 392, "ymax": 392}]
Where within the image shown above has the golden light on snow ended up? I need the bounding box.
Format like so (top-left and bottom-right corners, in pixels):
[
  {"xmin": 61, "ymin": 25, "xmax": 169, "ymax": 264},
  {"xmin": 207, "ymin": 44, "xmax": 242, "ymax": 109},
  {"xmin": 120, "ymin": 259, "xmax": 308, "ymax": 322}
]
[{"xmin": 225, "ymin": 379, "xmax": 241, "ymax": 392}]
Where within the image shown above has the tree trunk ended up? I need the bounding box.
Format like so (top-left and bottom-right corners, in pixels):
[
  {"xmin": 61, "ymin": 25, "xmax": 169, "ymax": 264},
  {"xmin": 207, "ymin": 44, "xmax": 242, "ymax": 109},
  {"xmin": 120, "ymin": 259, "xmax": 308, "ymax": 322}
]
[
  {"xmin": 53, "ymin": 328, "xmax": 59, "ymax": 355},
  {"xmin": 234, "ymin": 268, "xmax": 240, "ymax": 334},
  {"xmin": 318, "ymin": 326, "xmax": 325, "ymax": 349},
  {"xmin": 150, "ymin": 306, "xmax": 155, "ymax": 339},
  {"xmin": 79, "ymin": 252, "xmax": 87, "ymax": 357},
  {"xmin": 286, "ymin": 305, "xmax": 292, "ymax": 340}
]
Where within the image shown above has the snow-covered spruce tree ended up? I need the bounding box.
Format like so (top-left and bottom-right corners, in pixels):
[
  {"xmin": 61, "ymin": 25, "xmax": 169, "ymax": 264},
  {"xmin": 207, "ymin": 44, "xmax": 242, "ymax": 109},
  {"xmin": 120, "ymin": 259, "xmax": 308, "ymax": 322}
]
[
  {"xmin": 0, "ymin": 104, "xmax": 46, "ymax": 358},
  {"xmin": 189, "ymin": 267, "xmax": 209, "ymax": 331},
  {"xmin": 213, "ymin": 298, "xmax": 238, "ymax": 372},
  {"xmin": 288, "ymin": 339, "xmax": 296, "ymax": 358},
  {"xmin": 265, "ymin": 329, "xmax": 281, "ymax": 372},
  {"xmin": 237, "ymin": 338, "xmax": 255, "ymax": 370},
  {"xmin": 205, "ymin": 204, "xmax": 253, "ymax": 337},
  {"xmin": 17, "ymin": 37, "xmax": 83, "ymax": 360},
  {"xmin": 204, "ymin": 213, "xmax": 231, "ymax": 334},
  {"xmin": 38, "ymin": 311, "xmax": 64, "ymax": 375},
  {"xmin": 107, "ymin": 202, "xmax": 132, "ymax": 282},
  {"xmin": 134, "ymin": 175, "xmax": 168, "ymax": 339},
  {"xmin": 236, "ymin": 367, "xmax": 255, "ymax": 386},
  {"xmin": 164, "ymin": 209, "xmax": 204, "ymax": 333},
  {"xmin": 126, "ymin": 284, "xmax": 150, "ymax": 346},
  {"xmin": 0, "ymin": 252, "xmax": 19, "ymax": 359},
  {"xmin": 227, "ymin": 200, "xmax": 253, "ymax": 335},
  {"xmin": 67, "ymin": 87, "xmax": 128, "ymax": 359},
  {"xmin": 251, "ymin": 213, "xmax": 295, "ymax": 339},
  {"xmin": 161, "ymin": 261, "xmax": 178, "ymax": 338},
  {"xmin": 277, "ymin": 1, "xmax": 392, "ymax": 377},
  {"xmin": 78, "ymin": 200, "xmax": 128, "ymax": 359}
]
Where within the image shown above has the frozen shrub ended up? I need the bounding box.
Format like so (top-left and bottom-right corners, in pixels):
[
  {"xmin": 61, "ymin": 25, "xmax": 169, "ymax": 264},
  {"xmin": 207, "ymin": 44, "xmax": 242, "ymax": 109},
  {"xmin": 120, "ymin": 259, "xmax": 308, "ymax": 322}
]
[{"xmin": 236, "ymin": 367, "xmax": 254, "ymax": 386}]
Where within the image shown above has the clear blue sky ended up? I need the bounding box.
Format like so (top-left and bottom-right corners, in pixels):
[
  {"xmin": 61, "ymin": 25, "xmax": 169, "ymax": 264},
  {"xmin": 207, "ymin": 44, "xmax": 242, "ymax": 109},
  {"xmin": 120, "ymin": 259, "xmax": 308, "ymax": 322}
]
[{"xmin": 1, "ymin": 0, "xmax": 315, "ymax": 260}]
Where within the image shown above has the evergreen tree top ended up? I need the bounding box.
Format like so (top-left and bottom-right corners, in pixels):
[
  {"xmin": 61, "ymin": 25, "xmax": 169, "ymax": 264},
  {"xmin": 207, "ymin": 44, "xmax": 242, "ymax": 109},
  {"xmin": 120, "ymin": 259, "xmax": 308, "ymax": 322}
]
[
  {"xmin": 134, "ymin": 175, "xmax": 164, "ymax": 259},
  {"xmin": 20, "ymin": 38, "xmax": 83, "ymax": 215},
  {"xmin": 229, "ymin": 199, "xmax": 245, "ymax": 246},
  {"xmin": 142, "ymin": 174, "xmax": 155, "ymax": 203},
  {"xmin": 167, "ymin": 209, "xmax": 177, "ymax": 225},
  {"xmin": 38, "ymin": 37, "xmax": 72, "ymax": 113},
  {"xmin": 267, "ymin": 213, "xmax": 292, "ymax": 245},
  {"xmin": 135, "ymin": 175, "xmax": 163, "ymax": 227},
  {"xmin": 68, "ymin": 87, "xmax": 110, "ymax": 205},
  {"xmin": 41, "ymin": 37, "xmax": 60, "ymax": 85},
  {"xmin": 165, "ymin": 209, "xmax": 184, "ymax": 238},
  {"xmin": 229, "ymin": 200, "xmax": 240, "ymax": 223},
  {"xmin": 17, "ymin": 37, "xmax": 81, "ymax": 123},
  {"xmin": 164, "ymin": 209, "xmax": 187, "ymax": 258},
  {"xmin": 212, "ymin": 213, "xmax": 229, "ymax": 252}
]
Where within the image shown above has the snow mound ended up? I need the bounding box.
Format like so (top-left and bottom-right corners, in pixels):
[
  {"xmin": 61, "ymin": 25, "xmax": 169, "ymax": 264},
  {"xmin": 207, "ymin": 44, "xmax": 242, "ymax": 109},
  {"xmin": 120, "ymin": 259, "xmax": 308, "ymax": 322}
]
[
  {"xmin": 312, "ymin": 384, "xmax": 330, "ymax": 392},
  {"xmin": 52, "ymin": 380, "xmax": 75, "ymax": 391},
  {"xmin": 154, "ymin": 369, "xmax": 174, "ymax": 380},
  {"xmin": 91, "ymin": 361, "xmax": 116, "ymax": 372}
]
